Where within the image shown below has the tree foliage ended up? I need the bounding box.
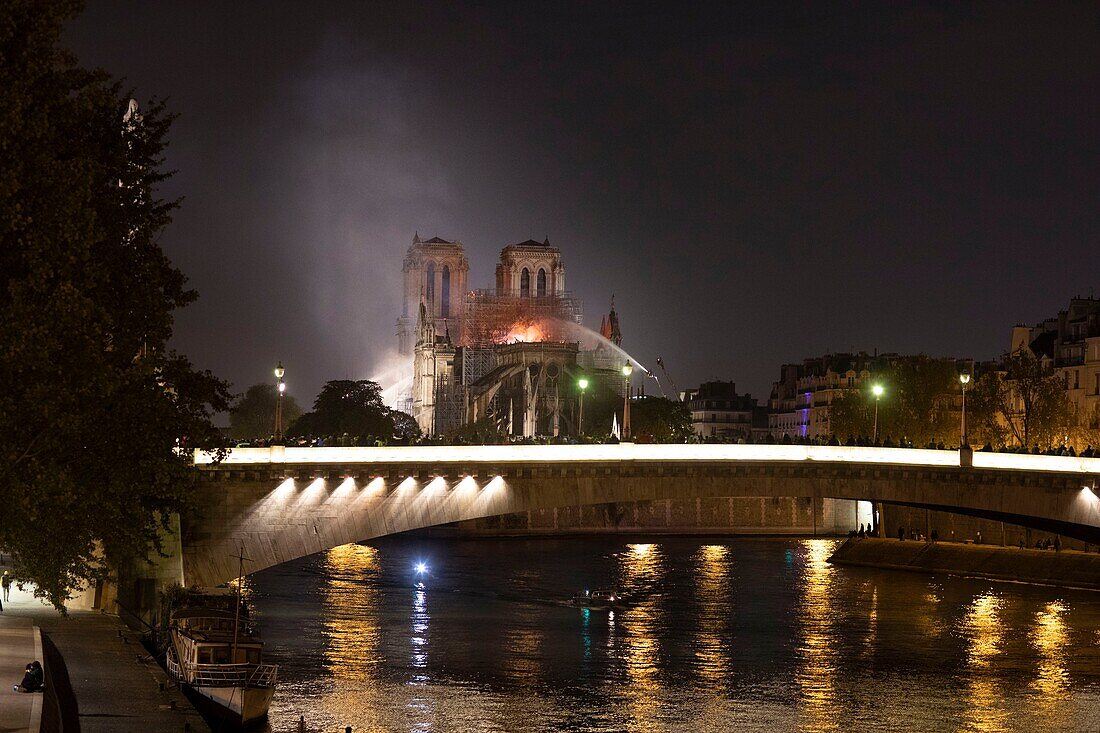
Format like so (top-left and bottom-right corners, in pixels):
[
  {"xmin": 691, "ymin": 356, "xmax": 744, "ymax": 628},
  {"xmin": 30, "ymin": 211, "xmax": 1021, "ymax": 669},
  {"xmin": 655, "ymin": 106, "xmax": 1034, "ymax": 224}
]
[
  {"xmin": 830, "ymin": 357, "xmax": 961, "ymax": 446},
  {"xmin": 629, "ymin": 397, "xmax": 694, "ymax": 443},
  {"xmin": 0, "ymin": 1, "xmax": 230, "ymax": 608},
  {"xmin": 288, "ymin": 379, "xmax": 420, "ymax": 443},
  {"xmin": 228, "ymin": 383, "xmax": 302, "ymax": 440},
  {"xmin": 969, "ymin": 350, "xmax": 1073, "ymax": 449}
]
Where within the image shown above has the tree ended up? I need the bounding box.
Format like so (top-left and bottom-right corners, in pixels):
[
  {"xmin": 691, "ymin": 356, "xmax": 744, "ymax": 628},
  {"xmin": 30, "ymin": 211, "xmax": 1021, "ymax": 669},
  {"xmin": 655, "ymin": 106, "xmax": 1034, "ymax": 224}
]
[
  {"xmin": 629, "ymin": 397, "xmax": 694, "ymax": 443},
  {"xmin": 288, "ymin": 379, "xmax": 419, "ymax": 443},
  {"xmin": 389, "ymin": 410, "xmax": 422, "ymax": 444},
  {"xmin": 228, "ymin": 384, "xmax": 302, "ymax": 440},
  {"xmin": 972, "ymin": 350, "xmax": 1074, "ymax": 450},
  {"xmin": 830, "ymin": 357, "xmax": 961, "ymax": 446},
  {"xmin": 0, "ymin": 1, "xmax": 230, "ymax": 608}
]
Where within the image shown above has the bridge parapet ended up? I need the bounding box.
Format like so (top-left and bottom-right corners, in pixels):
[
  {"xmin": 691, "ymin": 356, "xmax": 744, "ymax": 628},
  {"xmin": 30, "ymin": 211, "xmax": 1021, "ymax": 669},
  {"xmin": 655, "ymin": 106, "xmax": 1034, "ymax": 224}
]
[{"xmin": 196, "ymin": 443, "xmax": 1100, "ymax": 478}]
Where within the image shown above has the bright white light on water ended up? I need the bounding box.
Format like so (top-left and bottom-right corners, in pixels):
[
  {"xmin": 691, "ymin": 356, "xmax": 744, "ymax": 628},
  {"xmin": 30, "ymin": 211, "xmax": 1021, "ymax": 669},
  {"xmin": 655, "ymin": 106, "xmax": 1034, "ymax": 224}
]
[{"xmin": 415, "ymin": 561, "xmax": 428, "ymax": 574}]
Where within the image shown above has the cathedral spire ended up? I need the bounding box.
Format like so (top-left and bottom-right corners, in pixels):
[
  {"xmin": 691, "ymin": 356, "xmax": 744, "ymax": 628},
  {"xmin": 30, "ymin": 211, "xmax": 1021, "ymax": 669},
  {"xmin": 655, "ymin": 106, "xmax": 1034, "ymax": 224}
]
[{"xmin": 607, "ymin": 296, "xmax": 622, "ymax": 346}]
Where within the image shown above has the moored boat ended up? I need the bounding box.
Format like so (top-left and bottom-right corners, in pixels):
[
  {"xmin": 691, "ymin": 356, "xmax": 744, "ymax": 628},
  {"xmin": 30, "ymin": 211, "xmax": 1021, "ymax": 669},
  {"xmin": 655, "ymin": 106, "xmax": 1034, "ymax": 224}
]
[{"xmin": 165, "ymin": 606, "xmax": 278, "ymax": 726}]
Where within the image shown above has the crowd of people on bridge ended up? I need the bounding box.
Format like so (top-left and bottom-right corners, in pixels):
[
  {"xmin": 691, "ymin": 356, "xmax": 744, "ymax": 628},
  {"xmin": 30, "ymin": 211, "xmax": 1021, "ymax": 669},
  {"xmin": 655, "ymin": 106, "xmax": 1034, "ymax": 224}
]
[{"xmin": 231, "ymin": 429, "xmax": 1100, "ymax": 456}]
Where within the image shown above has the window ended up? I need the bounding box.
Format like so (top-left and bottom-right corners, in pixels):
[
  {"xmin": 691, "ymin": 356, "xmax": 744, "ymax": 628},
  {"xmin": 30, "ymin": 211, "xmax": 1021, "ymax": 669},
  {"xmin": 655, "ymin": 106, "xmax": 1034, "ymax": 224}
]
[
  {"xmin": 441, "ymin": 265, "xmax": 451, "ymax": 317},
  {"xmin": 520, "ymin": 268, "xmax": 531, "ymax": 297},
  {"xmin": 426, "ymin": 262, "xmax": 435, "ymax": 303},
  {"xmin": 1095, "ymin": 372, "xmax": 1099, "ymax": 395},
  {"xmin": 537, "ymin": 268, "xmax": 547, "ymax": 297}
]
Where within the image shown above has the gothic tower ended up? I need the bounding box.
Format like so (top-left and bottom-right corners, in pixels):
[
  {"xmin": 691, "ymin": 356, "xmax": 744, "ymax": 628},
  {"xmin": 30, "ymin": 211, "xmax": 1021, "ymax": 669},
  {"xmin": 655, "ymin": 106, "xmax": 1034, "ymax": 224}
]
[
  {"xmin": 494, "ymin": 238, "xmax": 565, "ymax": 297},
  {"xmin": 396, "ymin": 234, "xmax": 469, "ymax": 355}
]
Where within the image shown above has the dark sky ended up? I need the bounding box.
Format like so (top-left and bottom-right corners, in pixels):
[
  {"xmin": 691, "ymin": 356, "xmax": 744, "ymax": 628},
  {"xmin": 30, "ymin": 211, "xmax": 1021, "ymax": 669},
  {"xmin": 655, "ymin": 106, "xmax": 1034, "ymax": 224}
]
[{"xmin": 65, "ymin": 2, "xmax": 1099, "ymax": 408}]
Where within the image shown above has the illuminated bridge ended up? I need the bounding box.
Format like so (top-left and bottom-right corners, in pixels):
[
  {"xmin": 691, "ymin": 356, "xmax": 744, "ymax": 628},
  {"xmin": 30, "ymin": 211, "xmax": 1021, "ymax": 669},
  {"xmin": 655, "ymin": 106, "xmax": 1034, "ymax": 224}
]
[{"xmin": 184, "ymin": 444, "xmax": 1100, "ymax": 586}]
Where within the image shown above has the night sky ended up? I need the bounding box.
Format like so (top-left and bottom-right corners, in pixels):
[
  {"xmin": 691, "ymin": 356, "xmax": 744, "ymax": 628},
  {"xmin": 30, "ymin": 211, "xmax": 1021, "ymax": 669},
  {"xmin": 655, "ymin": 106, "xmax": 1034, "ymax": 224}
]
[{"xmin": 64, "ymin": 2, "xmax": 1099, "ymax": 408}]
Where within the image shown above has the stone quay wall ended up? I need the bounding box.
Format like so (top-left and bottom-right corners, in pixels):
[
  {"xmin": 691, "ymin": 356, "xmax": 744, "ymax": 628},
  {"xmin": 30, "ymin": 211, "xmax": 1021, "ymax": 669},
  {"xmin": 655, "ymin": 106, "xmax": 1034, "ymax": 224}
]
[{"xmin": 829, "ymin": 536, "xmax": 1100, "ymax": 589}]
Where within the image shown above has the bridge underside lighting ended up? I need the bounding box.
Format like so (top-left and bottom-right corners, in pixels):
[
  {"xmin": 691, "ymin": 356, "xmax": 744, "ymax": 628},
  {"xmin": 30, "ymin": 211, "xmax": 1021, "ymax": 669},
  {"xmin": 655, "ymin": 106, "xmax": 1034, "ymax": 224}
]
[
  {"xmin": 484, "ymin": 476, "xmax": 505, "ymax": 493},
  {"xmin": 273, "ymin": 478, "xmax": 295, "ymax": 499},
  {"xmin": 333, "ymin": 477, "xmax": 356, "ymax": 495}
]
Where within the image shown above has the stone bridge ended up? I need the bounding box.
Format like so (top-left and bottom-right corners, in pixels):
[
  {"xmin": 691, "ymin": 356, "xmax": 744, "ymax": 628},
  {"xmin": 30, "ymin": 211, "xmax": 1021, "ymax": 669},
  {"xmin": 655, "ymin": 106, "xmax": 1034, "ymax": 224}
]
[{"xmin": 183, "ymin": 444, "xmax": 1100, "ymax": 586}]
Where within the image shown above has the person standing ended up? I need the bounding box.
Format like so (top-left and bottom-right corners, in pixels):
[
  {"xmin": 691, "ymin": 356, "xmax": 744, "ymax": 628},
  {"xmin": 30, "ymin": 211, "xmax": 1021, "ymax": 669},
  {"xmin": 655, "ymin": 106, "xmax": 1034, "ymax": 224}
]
[{"xmin": 2, "ymin": 571, "xmax": 11, "ymax": 602}]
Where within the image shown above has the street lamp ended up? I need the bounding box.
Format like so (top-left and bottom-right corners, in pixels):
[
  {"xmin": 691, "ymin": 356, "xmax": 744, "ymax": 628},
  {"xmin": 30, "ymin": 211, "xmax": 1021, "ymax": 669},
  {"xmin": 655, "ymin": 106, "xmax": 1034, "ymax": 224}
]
[
  {"xmin": 959, "ymin": 372, "xmax": 971, "ymax": 448},
  {"xmin": 577, "ymin": 377, "xmax": 589, "ymax": 437},
  {"xmin": 871, "ymin": 383, "xmax": 884, "ymax": 443},
  {"xmin": 622, "ymin": 363, "xmax": 633, "ymax": 441},
  {"xmin": 274, "ymin": 361, "xmax": 286, "ymax": 442}
]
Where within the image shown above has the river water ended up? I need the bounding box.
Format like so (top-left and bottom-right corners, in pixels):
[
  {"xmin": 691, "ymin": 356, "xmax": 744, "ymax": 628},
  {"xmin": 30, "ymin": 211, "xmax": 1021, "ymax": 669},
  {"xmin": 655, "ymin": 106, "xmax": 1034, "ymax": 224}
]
[{"xmin": 246, "ymin": 537, "xmax": 1100, "ymax": 732}]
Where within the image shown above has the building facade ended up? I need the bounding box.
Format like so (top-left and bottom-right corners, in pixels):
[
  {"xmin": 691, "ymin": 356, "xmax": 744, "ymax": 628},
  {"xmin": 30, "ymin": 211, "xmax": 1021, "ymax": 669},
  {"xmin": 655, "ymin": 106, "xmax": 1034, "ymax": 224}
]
[
  {"xmin": 768, "ymin": 353, "xmax": 880, "ymax": 439},
  {"xmin": 682, "ymin": 381, "xmax": 761, "ymax": 440},
  {"xmin": 1011, "ymin": 296, "xmax": 1100, "ymax": 439}
]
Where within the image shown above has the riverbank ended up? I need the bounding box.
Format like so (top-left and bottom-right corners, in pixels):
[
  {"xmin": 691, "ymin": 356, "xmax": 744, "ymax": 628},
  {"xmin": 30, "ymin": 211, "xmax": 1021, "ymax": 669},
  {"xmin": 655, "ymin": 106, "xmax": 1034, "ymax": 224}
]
[
  {"xmin": 0, "ymin": 581, "xmax": 208, "ymax": 733},
  {"xmin": 829, "ymin": 537, "xmax": 1100, "ymax": 590}
]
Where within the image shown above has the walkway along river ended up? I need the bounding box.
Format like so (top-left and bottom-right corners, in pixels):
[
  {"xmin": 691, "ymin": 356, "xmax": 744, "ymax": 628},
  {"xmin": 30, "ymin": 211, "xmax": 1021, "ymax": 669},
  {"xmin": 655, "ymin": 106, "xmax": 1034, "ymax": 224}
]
[{"xmin": 246, "ymin": 536, "xmax": 1100, "ymax": 732}]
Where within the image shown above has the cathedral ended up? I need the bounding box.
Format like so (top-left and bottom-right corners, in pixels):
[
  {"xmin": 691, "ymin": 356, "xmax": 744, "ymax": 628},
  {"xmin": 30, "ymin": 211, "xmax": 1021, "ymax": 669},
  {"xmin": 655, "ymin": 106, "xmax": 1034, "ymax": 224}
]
[{"xmin": 396, "ymin": 234, "xmax": 627, "ymax": 436}]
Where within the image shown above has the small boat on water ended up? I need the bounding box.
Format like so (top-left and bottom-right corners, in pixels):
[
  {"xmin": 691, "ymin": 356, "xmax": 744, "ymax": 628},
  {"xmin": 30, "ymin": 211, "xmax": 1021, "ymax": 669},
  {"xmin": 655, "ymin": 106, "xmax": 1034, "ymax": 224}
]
[
  {"xmin": 165, "ymin": 606, "xmax": 278, "ymax": 726},
  {"xmin": 570, "ymin": 588, "xmax": 620, "ymax": 610}
]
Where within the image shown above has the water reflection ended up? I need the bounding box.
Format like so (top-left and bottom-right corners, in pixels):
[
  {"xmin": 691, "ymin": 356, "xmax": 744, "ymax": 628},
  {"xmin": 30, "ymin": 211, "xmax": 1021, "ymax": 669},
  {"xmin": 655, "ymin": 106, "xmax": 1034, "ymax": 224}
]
[
  {"xmin": 316, "ymin": 544, "xmax": 386, "ymax": 731},
  {"xmin": 411, "ymin": 582, "xmax": 430, "ymax": 681},
  {"xmin": 795, "ymin": 539, "xmax": 839, "ymax": 732},
  {"xmin": 409, "ymin": 579, "xmax": 434, "ymax": 732},
  {"xmin": 321, "ymin": 544, "xmax": 382, "ymax": 681},
  {"xmin": 618, "ymin": 542, "xmax": 664, "ymax": 731},
  {"xmin": 959, "ymin": 592, "xmax": 1008, "ymax": 732},
  {"xmin": 1029, "ymin": 600, "xmax": 1070, "ymax": 721},
  {"xmin": 693, "ymin": 544, "xmax": 731, "ymax": 685}
]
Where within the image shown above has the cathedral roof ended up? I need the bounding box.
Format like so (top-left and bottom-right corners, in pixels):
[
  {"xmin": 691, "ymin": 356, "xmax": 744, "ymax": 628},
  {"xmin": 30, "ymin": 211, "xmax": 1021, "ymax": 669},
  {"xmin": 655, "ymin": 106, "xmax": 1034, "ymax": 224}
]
[{"xmin": 424, "ymin": 237, "xmax": 453, "ymax": 244}]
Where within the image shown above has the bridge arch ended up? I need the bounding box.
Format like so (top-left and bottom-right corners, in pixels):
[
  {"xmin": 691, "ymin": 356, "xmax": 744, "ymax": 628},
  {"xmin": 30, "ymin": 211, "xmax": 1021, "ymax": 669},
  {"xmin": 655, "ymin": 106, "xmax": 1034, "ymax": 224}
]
[{"xmin": 183, "ymin": 445, "xmax": 1100, "ymax": 586}]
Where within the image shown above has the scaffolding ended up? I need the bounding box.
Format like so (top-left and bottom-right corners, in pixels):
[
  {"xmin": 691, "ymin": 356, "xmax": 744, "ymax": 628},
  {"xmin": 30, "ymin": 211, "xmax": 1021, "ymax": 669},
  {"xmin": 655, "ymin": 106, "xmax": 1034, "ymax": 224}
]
[{"xmin": 462, "ymin": 290, "xmax": 583, "ymax": 346}]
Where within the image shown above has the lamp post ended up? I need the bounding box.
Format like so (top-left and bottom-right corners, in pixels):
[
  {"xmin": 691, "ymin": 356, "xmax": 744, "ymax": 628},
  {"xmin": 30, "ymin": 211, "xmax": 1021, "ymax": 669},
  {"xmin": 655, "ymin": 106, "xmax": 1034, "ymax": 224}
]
[
  {"xmin": 622, "ymin": 363, "xmax": 633, "ymax": 441},
  {"xmin": 274, "ymin": 362, "xmax": 286, "ymax": 442},
  {"xmin": 959, "ymin": 372, "xmax": 971, "ymax": 447},
  {"xmin": 872, "ymin": 383, "xmax": 884, "ymax": 443},
  {"xmin": 577, "ymin": 377, "xmax": 589, "ymax": 437}
]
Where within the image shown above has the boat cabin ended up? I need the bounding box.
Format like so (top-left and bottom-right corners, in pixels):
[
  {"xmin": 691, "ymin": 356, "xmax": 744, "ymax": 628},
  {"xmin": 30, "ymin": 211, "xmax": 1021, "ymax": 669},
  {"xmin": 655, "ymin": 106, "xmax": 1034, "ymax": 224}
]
[{"xmin": 172, "ymin": 609, "xmax": 265, "ymax": 666}]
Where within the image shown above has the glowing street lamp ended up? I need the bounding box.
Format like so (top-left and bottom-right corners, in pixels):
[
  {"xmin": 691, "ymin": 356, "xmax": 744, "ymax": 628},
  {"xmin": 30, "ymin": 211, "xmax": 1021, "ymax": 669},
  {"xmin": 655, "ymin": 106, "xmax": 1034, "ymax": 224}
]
[
  {"xmin": 274, "ymin": 361, "xmax": 286, "ymax": 442},
  {"xmin": 577, "ymin": 377, "xmax": 590, "ymax": 437},
  {"xmin": 622, "ymin": 363, "xmax": 634, "ymax": 441},
  {"xmin": 959, "ymin": 371, "xmax": 971, "ymax": 448},
  {"xmin": 871, "ymin": 383, "xmax": 884, "ymax": 443}
]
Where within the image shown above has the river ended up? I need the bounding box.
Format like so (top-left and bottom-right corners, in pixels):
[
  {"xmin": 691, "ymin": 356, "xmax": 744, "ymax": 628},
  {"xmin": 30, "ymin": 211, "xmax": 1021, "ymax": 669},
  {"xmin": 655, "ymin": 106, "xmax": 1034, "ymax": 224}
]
[{"xmin": 245, "ymin": 537, "xmax": 1100, "ymax": 732}]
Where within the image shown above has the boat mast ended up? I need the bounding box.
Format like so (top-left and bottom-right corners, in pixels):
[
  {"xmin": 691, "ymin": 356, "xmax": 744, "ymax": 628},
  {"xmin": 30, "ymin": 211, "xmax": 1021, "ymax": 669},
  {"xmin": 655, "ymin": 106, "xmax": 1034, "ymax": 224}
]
[{"xmin": 231, "ymin": 546, "xmax": 249, "ymax": 663}]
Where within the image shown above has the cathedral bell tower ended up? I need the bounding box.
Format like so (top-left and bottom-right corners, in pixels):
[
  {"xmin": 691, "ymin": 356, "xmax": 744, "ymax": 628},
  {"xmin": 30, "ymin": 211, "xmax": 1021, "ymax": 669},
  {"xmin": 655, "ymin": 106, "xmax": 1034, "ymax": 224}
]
[{"xmin": 396, "ymin": 234, "xmax": 469, "ymax": 355}]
